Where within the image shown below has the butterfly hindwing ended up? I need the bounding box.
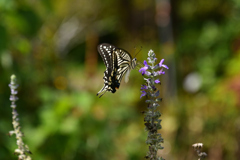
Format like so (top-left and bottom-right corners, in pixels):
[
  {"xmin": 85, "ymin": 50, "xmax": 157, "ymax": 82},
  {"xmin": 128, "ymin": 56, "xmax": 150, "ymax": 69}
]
[{"xmin": 115, "ymin": 49, "xmax": 133, "ymax": 83}]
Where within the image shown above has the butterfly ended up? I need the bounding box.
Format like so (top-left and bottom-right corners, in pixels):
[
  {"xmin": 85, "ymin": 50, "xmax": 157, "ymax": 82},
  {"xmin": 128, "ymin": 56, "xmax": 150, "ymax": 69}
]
[{"xmin": 97, "ymin": 43, "xmax": 137, "ymax": 98}]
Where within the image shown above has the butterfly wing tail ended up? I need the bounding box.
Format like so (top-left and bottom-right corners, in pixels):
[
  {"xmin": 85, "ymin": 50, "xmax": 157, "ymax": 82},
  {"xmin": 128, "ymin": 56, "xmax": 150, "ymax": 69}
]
[
  {"xmin": 97, "ymin": 71, "xmax": 109, "ymax": 98},
  {"xmin": 97, "ymin": 85, "xmax": 108, "ymax": 98}
]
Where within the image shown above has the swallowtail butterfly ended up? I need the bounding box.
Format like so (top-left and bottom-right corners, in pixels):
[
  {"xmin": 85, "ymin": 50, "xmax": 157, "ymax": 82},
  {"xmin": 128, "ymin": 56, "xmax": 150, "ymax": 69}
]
[{"xmin": 97, "ymin": 43, "xmax": 137, "ymax": 98}]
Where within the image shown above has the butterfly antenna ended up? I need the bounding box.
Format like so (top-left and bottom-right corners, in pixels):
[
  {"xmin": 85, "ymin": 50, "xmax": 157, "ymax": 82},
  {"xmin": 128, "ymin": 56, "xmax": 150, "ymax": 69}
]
[
  {"xmin": 133, "ymin": 46, "xmax": 142, "ymax": 58},
  {"xmin": 132, "ymin": 45, "xmax": 137, "ymax": 56}
]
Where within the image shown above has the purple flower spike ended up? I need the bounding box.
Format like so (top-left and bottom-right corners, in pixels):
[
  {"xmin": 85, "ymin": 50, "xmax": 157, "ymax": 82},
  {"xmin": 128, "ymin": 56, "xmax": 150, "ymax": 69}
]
[
  {"xmin": 139, "ymin": 60, "xmax": 149, "ymax": 75},
  {"xmin": 154, "ymin": 79, "xmax": 161, "ymax": 84},
  {"xmin": 159, "ymin": 59, "xmax": 169, "ymax": 69},
  {"xmin": 140, "ymin": 90, "xmax": 147, "ymax": 98}
]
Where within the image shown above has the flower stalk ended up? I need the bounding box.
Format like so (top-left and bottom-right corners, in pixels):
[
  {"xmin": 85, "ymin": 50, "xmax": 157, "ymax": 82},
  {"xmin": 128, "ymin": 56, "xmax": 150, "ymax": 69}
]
[
  {"xmin": 139, "ymin": 50, "xmax": 169, "ymax": 160},
  {"xmin": 8, "ymin": 75, "xmax": 32, "ymax": 160}
]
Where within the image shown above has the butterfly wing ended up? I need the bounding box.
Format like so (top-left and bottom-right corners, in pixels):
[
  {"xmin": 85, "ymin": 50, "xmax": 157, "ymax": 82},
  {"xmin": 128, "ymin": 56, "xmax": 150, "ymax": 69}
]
[
  {"xmin": 97, "ymin": 43, "xmax": 116, "ymax": 69},
  {"xmin": 97, "ymin": 44, "xmax": 120, "ymax": 97},
  {"xmin": 115, "ymin": 48, "xmax": 133, "ymax": 83}
]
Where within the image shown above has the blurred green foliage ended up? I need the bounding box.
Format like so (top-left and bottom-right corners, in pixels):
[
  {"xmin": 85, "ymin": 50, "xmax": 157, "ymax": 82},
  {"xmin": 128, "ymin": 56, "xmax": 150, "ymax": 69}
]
[{"xmin": 1, "ymin": 0, "xmax": 240, "ymax": 160}]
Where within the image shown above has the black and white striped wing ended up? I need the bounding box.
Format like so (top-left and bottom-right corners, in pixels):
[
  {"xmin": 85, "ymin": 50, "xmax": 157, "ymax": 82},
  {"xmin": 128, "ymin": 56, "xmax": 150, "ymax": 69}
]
[
  {"xmin": 97, "ymin": 43, "xmax": 116, "ymax": 69},
  {"xmin": 97, "ymin": 44, "xmax": 120, "ymax": 97},
  {"xmin": 115, "ymin": 49, "xmax": 133, "ymax": 83}
]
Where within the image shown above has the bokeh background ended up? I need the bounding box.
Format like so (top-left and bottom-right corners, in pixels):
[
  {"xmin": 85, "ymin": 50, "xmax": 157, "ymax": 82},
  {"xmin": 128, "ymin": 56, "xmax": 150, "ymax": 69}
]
[{"xmin": 1, "ymin": 0, "xmax": 240, "ymax": 160}]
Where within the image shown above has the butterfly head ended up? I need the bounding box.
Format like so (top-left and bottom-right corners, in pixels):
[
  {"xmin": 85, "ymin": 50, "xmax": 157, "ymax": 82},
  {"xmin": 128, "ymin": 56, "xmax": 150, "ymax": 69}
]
[{"xmin": 131, "ymin": 58, "xmax": 137, "ymax": 69}]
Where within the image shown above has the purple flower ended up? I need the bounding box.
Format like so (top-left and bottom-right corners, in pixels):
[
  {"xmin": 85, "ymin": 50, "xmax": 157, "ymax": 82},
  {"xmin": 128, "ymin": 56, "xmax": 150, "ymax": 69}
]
[
  {"xmin": 151, "ymin": 85, "xmax": 157, "ymax": 91},
  {"xmin": 139, "ymin": 60, "xmax": 149, "ymax": 75},
  {"xmin": 156, "ymin": 68, "xmax": 165, "ymax": 75},
  {"xmin": 154, "ymin": 90, "xmax": 160, "ymax": 97},
  {"xmin": 144, "ymin": 78, "xmax": 150, "ymax": 83},
  {"xmin": 159, "ymin": 59, "xmax": 169, "ymax": 69},
  {"xmin": 154, "ymin": 79, "xmax": 160, "ymax": 84},
  {"xmin": 140, "ymin": 90, "xmax": 147, "ymax": 98},
  {"xmin": 141, "ymin": 85, "xmax": 148, "ymax": 90},
  {"xmin": 144, "ymin": 71, "xmax": 151, "ymax": 76},
  {"xmin": 147, "ymin": 57, "xmax": 157, "ymax": 63},
  {"xmin": 140, "ymin": 85, "xmax": 148, "ymax": 98}
]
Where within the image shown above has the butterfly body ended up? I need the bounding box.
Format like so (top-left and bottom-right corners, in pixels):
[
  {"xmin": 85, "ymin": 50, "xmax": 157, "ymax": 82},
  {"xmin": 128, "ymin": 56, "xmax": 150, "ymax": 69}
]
[{"xmin": 97, "ymin": 43, "xmax": 137, "ymax": 98}]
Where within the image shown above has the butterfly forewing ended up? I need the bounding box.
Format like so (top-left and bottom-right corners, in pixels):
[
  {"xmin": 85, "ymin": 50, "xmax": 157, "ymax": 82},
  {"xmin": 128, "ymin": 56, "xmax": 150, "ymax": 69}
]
[{"xmin": 97, "ymin": 44, "xmax": 116, "ymax": 69}]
